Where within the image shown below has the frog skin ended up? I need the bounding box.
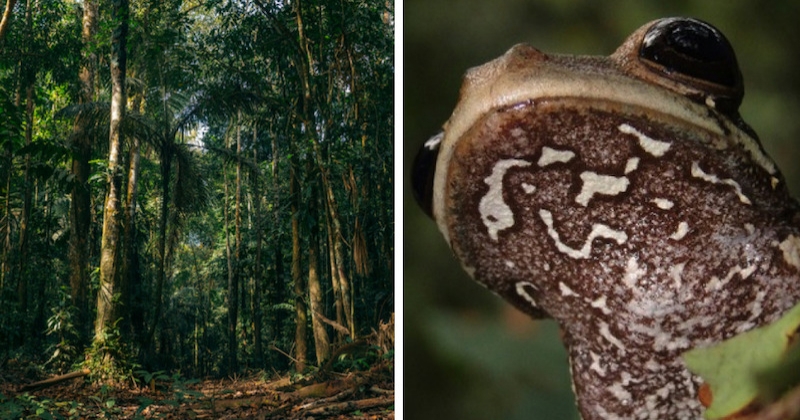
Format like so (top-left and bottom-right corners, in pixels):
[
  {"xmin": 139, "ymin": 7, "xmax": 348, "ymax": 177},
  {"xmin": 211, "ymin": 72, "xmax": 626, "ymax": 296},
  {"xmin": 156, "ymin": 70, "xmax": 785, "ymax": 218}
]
[{"xmin": 412, "ymin": 18, "xmax": 800, "ymax": 419}]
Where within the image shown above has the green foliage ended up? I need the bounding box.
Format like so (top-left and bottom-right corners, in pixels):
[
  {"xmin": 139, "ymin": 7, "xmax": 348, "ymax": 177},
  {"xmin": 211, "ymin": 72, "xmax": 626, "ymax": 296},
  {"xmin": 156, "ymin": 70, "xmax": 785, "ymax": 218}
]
[
  {"xmin": 45, "ymin": 286, "xmax": 81, "ymax": 371},
  {"xmin": 684, "ymin": 302, "xmax": 800, "ymax": 419},
  {"xmin": 83, "ymin": 321, "xmax": 134, "ymax": 383},
  {"xmin": 331, "ymin": 344, "xmax": 384, "ymax": 372},
  {"xmin": 0, "ymin": 392, "xmax": 84, "ymax": 420}
]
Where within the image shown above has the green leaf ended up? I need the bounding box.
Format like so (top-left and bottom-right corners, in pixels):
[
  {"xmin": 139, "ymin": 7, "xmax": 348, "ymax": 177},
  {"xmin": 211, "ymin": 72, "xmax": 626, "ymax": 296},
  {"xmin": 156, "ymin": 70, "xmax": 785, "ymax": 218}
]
[{"xmin": 683, "ymin": 302, "xmax": 800, "ymax": 419}]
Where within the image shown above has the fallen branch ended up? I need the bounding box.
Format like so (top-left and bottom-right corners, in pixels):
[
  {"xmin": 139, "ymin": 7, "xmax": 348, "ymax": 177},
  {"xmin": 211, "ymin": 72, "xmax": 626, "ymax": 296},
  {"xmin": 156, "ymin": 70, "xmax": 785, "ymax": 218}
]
[
  {"xmin": 314, "ymin": 310, "xmax": 350, "ymax": 337},
  {"xmin": 18, "ymin": 369, "xmax": 90, "ymax": 392},
  {"xmin": 269, "ymin": 344, "xmax": 302, "ymax": 366},
  {"xmin": 301, "ymin": 395, "xmax": 394, "ymax": 416}
]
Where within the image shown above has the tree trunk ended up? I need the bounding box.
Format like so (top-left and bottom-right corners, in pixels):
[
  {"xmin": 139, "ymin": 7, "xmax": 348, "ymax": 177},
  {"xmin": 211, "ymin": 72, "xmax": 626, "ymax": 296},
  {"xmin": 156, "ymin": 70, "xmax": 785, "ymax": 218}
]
[
  {"xmin": 69, "ymin": 0, "xmax": 96, "ymax": 344},
  {"xmin": 291, "ymin": 161, "xmax": 306, "ymax": 372},
  {"xmin": 94, "ymin": 0, "xmax": 128, "ymax": 357},
  {"xmin": 313, "ymin": 141, "xmax": 354, "ymax": 338},
  {"xmin": 270, "ymin": 132, "xmax": 285, "ymax": 357},
  {"xmin": 145, "ymin": 140, "xmax": 170, "ymax": 354},
  {"xmin": 234, "ymin": 116, "xmax": 242, "ymax": 367},
  {"xmin": 1, "ymin": 153, "xmax": 10, "ymax": 292},
  {"xmin": 326, "ymin": 208, "xmax": 345, "ymax": 341},
  {"xmin": 252, "ymin": 127, "xmax": 263, "ymax": 366},
  {"xmin": 16, "ymin": 83, "xmax": 33, "ymax": 335},
  {"xmin": 225, "ymin": 127, "xmax": 238, "ymax": 373},
  {"xmin": 0, "ymin": 0, "xmax": 16, "ymax": 45},
  {"xmin": 123, "ymin": 103, "xmax": 140, "ymax": 339},
  {"xmin": 308, "ymin": 183, "xmax": 329, "ymax": 364}
]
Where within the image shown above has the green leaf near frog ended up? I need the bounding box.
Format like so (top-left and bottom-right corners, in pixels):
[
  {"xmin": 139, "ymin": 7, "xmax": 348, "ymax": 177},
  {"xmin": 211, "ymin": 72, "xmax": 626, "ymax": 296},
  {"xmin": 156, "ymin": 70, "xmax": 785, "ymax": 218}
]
[{"xmin": 683, "ymin": 302, "xmax": 800, "ymax": 419}]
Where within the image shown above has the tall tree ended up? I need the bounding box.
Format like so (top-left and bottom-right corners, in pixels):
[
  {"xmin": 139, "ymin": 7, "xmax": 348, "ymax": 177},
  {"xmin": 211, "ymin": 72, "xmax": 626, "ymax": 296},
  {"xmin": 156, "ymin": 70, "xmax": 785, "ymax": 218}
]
[
  {"xmin": 0, "ymin": 0, "xmax": 16, "ymax": 44},
  {"xmin": 94, "ymin": 0, "xmax": 128, "ymax": 360},
  {"xmin": 69, "ymin": 0, "xmax": 97, "ymax": 342},
  {"xmin": 308, "ymin": 180, "xmax": 329, "ymax": 364},
  {"xmin": 291, "ymin": 159, "xmax": 306, "ymax": 372}
]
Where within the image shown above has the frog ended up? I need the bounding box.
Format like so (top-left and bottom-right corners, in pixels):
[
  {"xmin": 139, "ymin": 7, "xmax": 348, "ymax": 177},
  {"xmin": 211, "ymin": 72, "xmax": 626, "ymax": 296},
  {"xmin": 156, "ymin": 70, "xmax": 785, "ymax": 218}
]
[{"xmin": 411, "ymin": 17, "xmax": 800, "ymax": 419}]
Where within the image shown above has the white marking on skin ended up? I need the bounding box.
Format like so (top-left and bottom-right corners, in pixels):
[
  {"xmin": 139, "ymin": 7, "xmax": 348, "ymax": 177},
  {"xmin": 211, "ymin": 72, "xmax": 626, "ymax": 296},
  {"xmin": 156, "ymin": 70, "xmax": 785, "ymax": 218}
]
[
  {"xmin": 515, "ymin": 281, "xmax": 539, "ymax": 307},
  {"xmin": 677, "ymin": 315, "xmax": 717, "ymax": 333},
  {"xmin": 589, "ymin": 351, "xmax": 606, "ymax": 376},
  {"xmin": 623, "ymin": 257, "xmax": 646, "ymax": 288},
  {"xmin": 537, "ymin": 146, "xmax": 575, "ymax": 167},
  {"xmin": 599, "ymin": 321, "xmax": 626, "ymax": 351},
  {"xmin": 539, "ymin": 209, "xmax": 628, "ymax": 259},
  {"xmin": 510, "ymin": 127, "xmax": 526, "ymax": 138},
  {"xmin": 645, "ymin": 359, "xmax": 662, "ymax": 372},
  {"xmin": 424, "ymin": 132, "xmax": 443, "ymax": 149},
  {"xmin": 652, "ymin": 198, "xmax": 674, "ymax": 210},
  {"xmin": 779, "ymin": 235, "xmax": 800, "ymax": 269},
  {"xmin": 670, "ymin": 222, "xmax": 689, "ymax": 241},
  {"xmin": 669, "ymin": 263, "xmax": 685, "ymax": 289},
  {"xmin": 655, "ymin": 383, "xmax": 677, "ymax": 411},
  {"xmin": 608, "ymin": 381, "xmax": 632, "ymax": 403},
  {"xmin": 772, "ymin": 177, "xmax": 780, "ymax": 189},
  {"xmin": 705, "ymin": 265, "xmax": 757, "ymax": 292},
  {"xmin": 744, "ymin": 223, "xmax": 755, "ymax": 235},
  {"xmin": 575, "ymin": 172, "xmax": 629, "ymax": 207},
  {"xmin": 705, "ymin": 96, "xmax": 716, "ymax": 109},
  {"xmin": 479, "ymin": 159, "xmax": 531, "ymax": 240},
  {"xmin": 504, "ymin": 260, "xmax": 515, "ymax": 269},
  {"xmin": 521, "ymin": 182, "xmax": 536, "ymax": 194},
  {"xmin": 619, "ymin": 123, "xmax": 672, "ymax": 157},
  {"xmin": 747, "ymin": 290, "xmax": 766, "ymax": 321},
  {"xmin": 590, "ymin": 295, "xmax": 611, "ymax": 315},
  {"xmin": 559, "ymin": 282, "xmax": 578, "ymax": 297},
  {"xmin": 691, "ymin": 162, "xmax": 752, "ymax": 204},
  {"xmin": 624, "ymin": 157, "xmax": 639, "ymax": 174}
]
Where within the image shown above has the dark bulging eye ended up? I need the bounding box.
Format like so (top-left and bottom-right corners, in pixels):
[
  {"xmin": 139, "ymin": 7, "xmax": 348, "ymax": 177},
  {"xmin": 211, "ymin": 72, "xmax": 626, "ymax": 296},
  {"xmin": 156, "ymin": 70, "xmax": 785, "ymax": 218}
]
[
  {"xmin": 412, "ymin": 132, "xmax": 442, "ymax": 219},
  {"xmin": 640, "ymin": 18, "xmax": 741, "ymax": 89}
]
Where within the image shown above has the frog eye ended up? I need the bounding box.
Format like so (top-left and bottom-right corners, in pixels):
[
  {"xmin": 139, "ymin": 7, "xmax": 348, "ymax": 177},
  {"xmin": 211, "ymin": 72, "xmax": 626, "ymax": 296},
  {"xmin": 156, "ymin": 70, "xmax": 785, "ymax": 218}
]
[
  {"xmin": 639, "ymin": 18, "xmax": 742, "ymax": 91},
  {"xmin": 412, "ymin": 132, "xmax": 442, "ymax": 219}
]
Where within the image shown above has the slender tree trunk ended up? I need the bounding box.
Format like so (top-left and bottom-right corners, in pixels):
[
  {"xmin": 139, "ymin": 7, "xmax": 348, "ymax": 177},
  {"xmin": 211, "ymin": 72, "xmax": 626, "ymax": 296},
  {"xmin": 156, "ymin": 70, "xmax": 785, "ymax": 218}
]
[
  {"xmin": 225, "ymin": 129, "xmax": 238, "ymax": 373},
  {"xmin": 252, "ymin": 127, "xmax": 263, "ymax": 366},
  {"xmin": 311, "ymin": 140, "xmax": 354, "ymax": 337},
  {"xmin": 270, "ymin": 132, "xmax": 285, "ymax": 352},
  {"xmin": 68, "ymin": 0, "xmax": 95, "ymax": 342},
  {"xmin": 33, "ymin": 186, "xmax": 50, "ymax": 334},
  {"xmin": 145, "ymin": 142, "xmax": 170, "ymax": 354},
  {"xmin": 123, "ymin": 95, "xmax": 141, "ymax": 338},
  {"xmin": 291, "ymin": 161, "xmax": 306, "ymax": 372},
  {"xmin": 94, "ymin": 0, "xmax": 128, "ymax": 358},
  {"xmin": 308, "ymin": 183, "xmax": 329, "ymax": 364},
  {"xmin": 0, "ymin": 0, "xmax": 16, "ymax": 45},
  {"xmin": 326, "ymin": 208, "xmax": 344, "ymax": 341},
  {"xmin": 16, "ymin": 83, "xmax": 33, "ymax": 334},
  {"xmin": 234, "ymin": 116, "xmax": 242, "ymax": 366},
  {"xmin": 1, "ymin": 154, "xmax": 10, "ymax": 291}
]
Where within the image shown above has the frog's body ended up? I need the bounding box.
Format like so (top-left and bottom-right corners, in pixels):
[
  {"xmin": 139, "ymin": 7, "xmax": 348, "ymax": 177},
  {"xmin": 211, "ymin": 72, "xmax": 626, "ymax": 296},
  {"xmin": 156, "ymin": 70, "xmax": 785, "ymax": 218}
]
[{"xmin": 413, "ymin": 18, "xmax": 800, "ymax": 419}]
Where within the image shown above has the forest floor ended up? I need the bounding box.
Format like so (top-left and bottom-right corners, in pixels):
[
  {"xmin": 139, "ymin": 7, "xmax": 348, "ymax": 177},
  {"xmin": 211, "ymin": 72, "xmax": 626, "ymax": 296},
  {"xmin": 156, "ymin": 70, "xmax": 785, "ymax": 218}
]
[{"xmin": 0, "ymin": 361, "xmax": 395, "ymax": 419}]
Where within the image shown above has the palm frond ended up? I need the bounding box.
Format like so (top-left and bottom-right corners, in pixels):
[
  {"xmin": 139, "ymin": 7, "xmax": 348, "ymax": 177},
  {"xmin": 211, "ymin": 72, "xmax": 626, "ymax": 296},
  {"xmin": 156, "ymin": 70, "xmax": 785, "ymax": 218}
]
[
  {"xmin": 172, "ymin": 144, "xmax": 209, "ymax": 217},
  {"xmin": 202, "ymin": 144, "xmax": 261, "ymax": 179}
]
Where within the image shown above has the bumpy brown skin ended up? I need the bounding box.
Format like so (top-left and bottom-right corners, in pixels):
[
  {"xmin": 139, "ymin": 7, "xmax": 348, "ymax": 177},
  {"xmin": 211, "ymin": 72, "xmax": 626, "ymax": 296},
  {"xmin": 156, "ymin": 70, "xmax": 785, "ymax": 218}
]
[{"xmin": 430, "ymin": 20, "xmax": 800, "ymax": 420}]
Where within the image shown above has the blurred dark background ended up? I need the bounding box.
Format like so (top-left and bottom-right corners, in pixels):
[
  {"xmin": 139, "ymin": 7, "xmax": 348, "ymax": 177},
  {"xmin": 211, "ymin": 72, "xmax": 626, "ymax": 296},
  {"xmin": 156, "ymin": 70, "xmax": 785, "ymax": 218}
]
[{"xmin": 404, "ymin": 1, "xmax": 800, "ymax": 419}]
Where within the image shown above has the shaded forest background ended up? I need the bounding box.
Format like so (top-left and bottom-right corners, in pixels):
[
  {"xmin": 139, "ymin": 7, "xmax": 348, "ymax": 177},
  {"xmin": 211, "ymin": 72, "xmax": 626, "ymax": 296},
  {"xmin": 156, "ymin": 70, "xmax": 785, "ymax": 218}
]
[
  {"xmin": 405, "ymin": 1, "xmax": 800, "ymax": 420},
  {"xmin": 0, "ymin": 0, "xmax": 394, "ymax": 383}
]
